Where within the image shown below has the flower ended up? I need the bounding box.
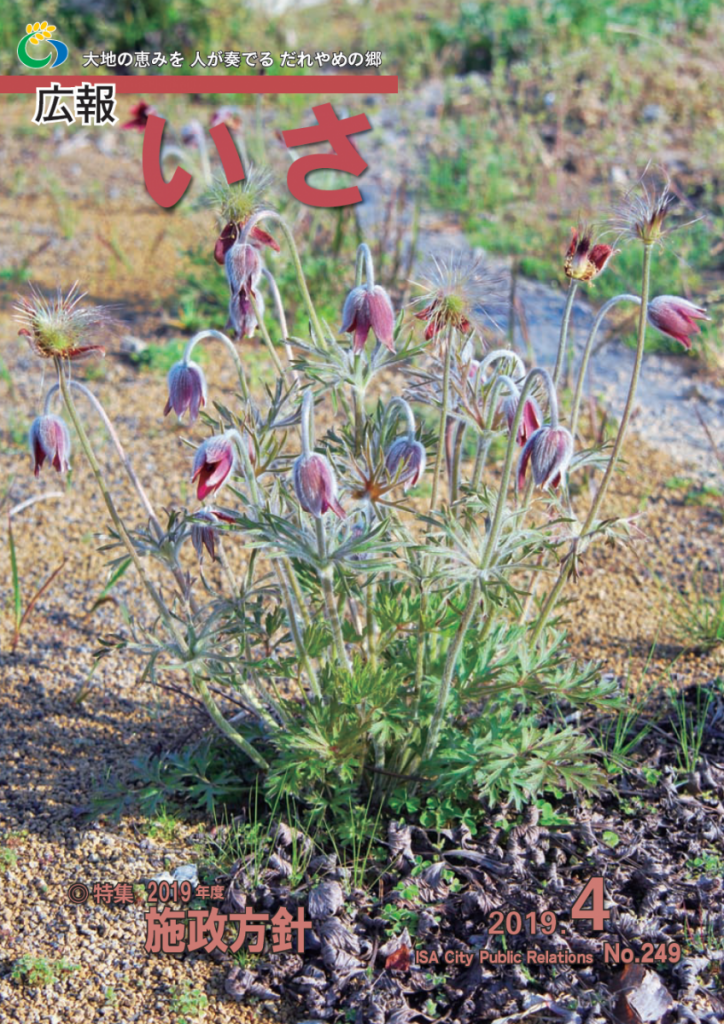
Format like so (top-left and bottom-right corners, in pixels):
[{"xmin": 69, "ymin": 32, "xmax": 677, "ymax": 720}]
[
  {"xmin": 229, "ymin": 285, "xmax": 263, "ymax": 340},
  {"xmin": 292, "ymin": 453, "xmax": 345, "ymax": 518},
  {"xmin": 192, "ymin": 433, "xmax": 237, "ymax": 501},
  {"xmin": 14, "ymin": 283, "xmax": 113, "ymax": 361},
  {"xmin": 385, "ymin": 437, "xmax": 426, "ymax": 492},
  {"xmin": 210, "ymin": 106, "xmax": 243, "ymax": 131},
  {"xmin": 164, "ymin": 361, "xmax": 208, "ymax": 423},
  {"xmin": 180, "ymin": 120, "xmax": 204, "ymax": 148},
  {"xmin": 340, "ymin": 285, "xmax": 395, "ymax": 354},
  {"xmin": 412, "ymin": 251, "xmax": 502, "ymax": 342},
  {"xmin": 29, "ymin": 414, "xmax": 71, "ymax": 477},
  {"xmin": 225, "ymin": 241, "xmax": 263, "ymax": 295},
  {"xmin": 121, "ymin": 100, "xmax": 158, "ymax": 131},
  {"xmin": 500, "ymin": 392, "xmax": 543, "ymax": 447},
  {"xmin": 190, "ymin": 507, "xmax": 236, "ymax": 561},
  {"xmin": 564, "ymin": 228, "xmax": 617, "ymax": 282},
  {"xmin": 517, "ymin": 426, "xmax": 574, "ymax": 491},
  {"xmin": 646, "ymin": 295, "xmax": 709, "ymax": 350}
]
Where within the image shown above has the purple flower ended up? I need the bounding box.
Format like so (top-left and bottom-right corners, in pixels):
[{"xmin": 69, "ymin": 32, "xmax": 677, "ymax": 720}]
[
  {"xmin": 340, "ymin": 285, "xmax": 395, "ymax": 355},
  {"xmin": 647, "ymin": 295, "xmax": 709, "ymax": 351},
  {"xmin": 500, "ymin": 393, "xmax": 543, "ymax": 447},
  {"xmin": 293, "ymin": 453, "xmax": 345, "ymax": 518},
  {"xmin": 192, "ymin": 434, "xmax": 237, "ymax": 501},
  {"xmin": 164, "ymin": 361, "xmax": 208, "ymax": 423},
  {"xmin": 229, "ymin": 285, "xmax": 263, "ymax": 340},
  {"xmin": 385, "ymin": 437, "xmax": 426, "ymax": 492},
  {"xmin": 517, "ymin": 426, "xmax": 574, "ymax": 491},
  {"xmin": 190, "ymin": 507, "xmax": 235, "ymax": 561},
  {"xmin": 225, "ymin": 241, "xmax": 262, "ymax": 295},
  {"xmin": 29, "ymin": 414, "xmax": 71, "ymax": 477}
]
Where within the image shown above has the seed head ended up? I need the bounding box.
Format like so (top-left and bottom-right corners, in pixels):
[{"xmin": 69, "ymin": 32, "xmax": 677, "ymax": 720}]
[
  {"xmin": 612, "ymin": 173, "xmax": 680, "ymax": 246},
  {"xmin": 411, "ymin": 251, "xmax": 502, "ymax": 342},
  {"xmin": 14, "ymin": 284, "xmax": 114, "ymax": 361}
]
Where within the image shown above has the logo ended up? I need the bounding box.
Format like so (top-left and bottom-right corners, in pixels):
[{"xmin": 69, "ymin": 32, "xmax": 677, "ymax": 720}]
[{"xmin": 18, "ymin": 20, "xmax": 69, "ymax": 69}]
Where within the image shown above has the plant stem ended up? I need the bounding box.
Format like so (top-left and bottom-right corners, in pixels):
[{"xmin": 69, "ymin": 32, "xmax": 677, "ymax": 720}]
[
  {"xmin": 531, "ymin": 245, "xmax": 654, "ymax": 644},
  {"xmin": 430, "ymin": 327, "xmax": 455, "ymax": 512},
  {"xmin": 248, "ymin": 290, "xmax": 286, "ymax": 378},
  {"xmin": 421, "ymin": 580, "xmax": 480, "ymax": 762},
  {"xmin": 315, "ymin": 517, "xmax": 352, "ymax": 673},
  {"xmin": 183, "ymin": 328, "xmax": 249, "ymax": 401},
  {"xmin": 553, "ymin": 280, "xmax": 578, "ymax": 387},
  {"xmin": 57, "ymin": 362, "xmax": 267, "ymax": 765},
  {"xmin": 569, "ymin": 294, "xmax": 641, "ymax": 439},
  {"xmin": 242, "ymin": 211, "xmax": 325, "ymax": 344}
]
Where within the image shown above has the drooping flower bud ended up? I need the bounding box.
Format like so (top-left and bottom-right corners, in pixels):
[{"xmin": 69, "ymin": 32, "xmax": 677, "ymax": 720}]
[
  {"xmin": 646, "ymin": 295, "xmax": 709, "ymax": 350},
  {"xmin": 292, "ymin": 453, "xmax": 345, "ymax": 518},
  {"xmin": 229, "ymin": 286, "xmax": 263, "ymax": 340},
  {"xmin": 29, "ymin": 414, "xmax": 71, "ymax": 477},
  {"xmin": 340, "ymin": 285, "xmax": 395, "ymax": 355},
  {"xmin": 225, "ymin": 241, "xmax": 262, "ymax": 295},
  {"xmin": 500, "ymin": 392, "xmax": 543, "ymax": 447},
  {"xmin": 164, "ymin": 360, "xmax": 207, "ymax": 423},
  {"xmin": 192, "ymin": 433, "xmax": 237, "ymax": 501},
  {"xmin": 190, "ymin": 507, "xmax": 236, "ymax": 562},
  {"xmin": 121, "ymin": 100, "xmax": 158, "ymax": 131},
  {"xmin": 564, "ymin": 228, "xmax": 617, "ymax": 282},
  {"xmin": 517, "ymin": 425, "xmax": 574, "ymax": 491},
  {"xmin": 385, "ymin": 437, "xmax": 426, "ymax": 492},
  {"xmin": 180, "ymin": 119, "xmax": 204, "ymax": 148}
]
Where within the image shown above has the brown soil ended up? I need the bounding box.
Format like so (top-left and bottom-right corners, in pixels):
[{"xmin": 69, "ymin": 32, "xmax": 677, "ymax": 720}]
[{"xmin": 0, "ymin": 95, "xmax": 722, "ymax": 1022}]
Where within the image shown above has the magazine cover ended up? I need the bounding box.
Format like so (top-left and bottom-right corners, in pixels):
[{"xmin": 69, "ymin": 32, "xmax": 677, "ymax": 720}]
[{"xmin": 0, "ymin": 1, "xmax": 723, "ymax": 1022}]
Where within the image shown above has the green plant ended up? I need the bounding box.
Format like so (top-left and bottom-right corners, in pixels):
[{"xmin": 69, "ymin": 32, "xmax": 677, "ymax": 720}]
[
  {"xmin": 169, "ymin": 979, "xmax": 208, "ymax": 1024},
  {"xmin": 11, "ymin": 954, "xmax": 80, "ymax": 988},
  {"xmin": 669, "ymin": 685, "xmax": 715, "ymax": 775},
  {"xmin": 670, "ymin": 562, "xmax": 724, "ymax": 653},
  {"xmin": 23, "ymin": 173, "xmax": 697, "ymax": 826}
]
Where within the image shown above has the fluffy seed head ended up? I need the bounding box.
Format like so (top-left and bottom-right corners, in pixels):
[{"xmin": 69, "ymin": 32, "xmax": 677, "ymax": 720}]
[
  {"xmin": 411, "ymin": 251, "xmax": 502, "ymax": 342},
  {"xmin": 14, "ymin": 284, "xmax": 114, "ymax": 361}
]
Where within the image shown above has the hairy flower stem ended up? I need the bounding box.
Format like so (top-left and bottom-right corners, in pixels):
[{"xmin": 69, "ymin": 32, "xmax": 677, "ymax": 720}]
[
  {"xmin": 450, "ymin": 422, "xmax": 466, "ymax": 503},
  {"xmin": 261, "ymin": 268, "xmax": 296, "ymax": 373},
  {"xmin": 421, "ymin": 580, "xmax": 481, "ymax": 763},
  {"xmin": 484, "ymin": 368, "xmax": 558, "ymax": 565},
  {"xmin": 430, "ymin": 327, "xmax": 455, "ymax": 512},
  {"xmin": 242, "ymin": 211, "xmax": 325, "ymax": 344},
  {"xmin": 248, "ymin": 290, "xmax": 286, "ymax": 378},
  {"xmin": 553, "ymin": 280, "xmax": 578, "ymax": 387},
  {"xmin": 183, "ymin": 329, "xmax": 249, "ymax": 401},
  {"xmin": 569, "ymin": 293, "xmax": 642, "ymax": 439},
  {"xmin": 366, "ymin": 580, "xmax": 378, "ymax": 671},
  {"xmin": 46, "ymin": 379, "xmax": 198, "ymax": 615},
  {"xmin": 57, "ymin": 363, "xmax": 267, "ymax": 765},
  {"xmin": 531, "ymin": 245, "xmax": 654, "ymax": 645},
  {"xmin": 230, "ymin": 427, "xmax": 321, "ymax": 701},
  {"xmin": 354, "ymin": 242, "xmax": 376, "ymax": 290},
  {"xmin": 471, "ymin": 436, "xmax": 490, "ymax": 491},
  {"xmin": 216, "ymin": 540, "xmax": 284, "ymax": 728},
  {"xmin": 190, "ymin": 669, "xmax": 269, "ymax": 768},
  {"xmin": 316, "ymin": 517, "xmax": 352, "ymax": 673}
]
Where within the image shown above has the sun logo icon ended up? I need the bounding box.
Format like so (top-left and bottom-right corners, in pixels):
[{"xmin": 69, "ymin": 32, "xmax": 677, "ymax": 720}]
[{"xmin": 18, "ymin": 19, "xmax": 69, "ymax": 68}]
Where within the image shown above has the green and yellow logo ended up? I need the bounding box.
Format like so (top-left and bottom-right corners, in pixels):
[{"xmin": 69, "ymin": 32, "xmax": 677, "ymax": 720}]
[{"xmin": 18, "ymin": 20, "xmax": 69, "ymax": 69}]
